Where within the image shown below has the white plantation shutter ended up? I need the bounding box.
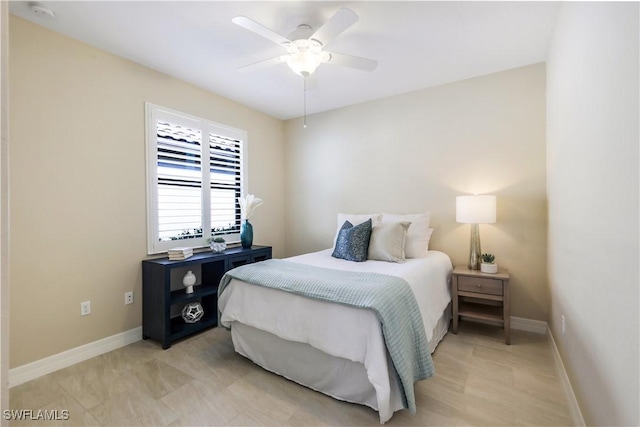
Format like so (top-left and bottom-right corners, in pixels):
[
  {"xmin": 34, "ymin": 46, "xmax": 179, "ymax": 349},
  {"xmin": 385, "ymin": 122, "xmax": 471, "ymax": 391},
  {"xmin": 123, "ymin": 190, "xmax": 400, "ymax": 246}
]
[
  {"xmin": 156, "ymin": 121, "xmax": 203, "ymax": 241},
  {"xmin": 146, "ymin": 103, "xmax": 247, "ymax": 254},
  {"xmin": 209, "ymin": 133, "xmax": 243, "ymax": 235}
]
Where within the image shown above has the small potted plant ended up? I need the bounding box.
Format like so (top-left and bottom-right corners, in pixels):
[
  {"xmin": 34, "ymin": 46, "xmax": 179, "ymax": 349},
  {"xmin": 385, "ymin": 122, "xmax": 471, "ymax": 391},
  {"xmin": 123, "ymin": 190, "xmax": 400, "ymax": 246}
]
[
  {"xmin": 481, "ymin": 253, "xmax": 498, "ymax": 274},
  {"xmin": 209, "ymin": 237, "xmax": 226, "ymax": 254}
]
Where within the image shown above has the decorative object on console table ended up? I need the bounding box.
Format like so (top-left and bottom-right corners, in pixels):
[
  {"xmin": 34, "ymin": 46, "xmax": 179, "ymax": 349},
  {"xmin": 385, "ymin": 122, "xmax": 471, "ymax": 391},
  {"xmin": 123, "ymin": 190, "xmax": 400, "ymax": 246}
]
[
  {"xmin": 181, "ymin": 302, "xmax": 204, "ymax": 323},
  {"xmin": 238, "ymin": 194, "xmax": 263, "ymax": 249},
  {"xmin": 456, "ymin": 194, "xmax": 496, "ymax": 270},
  {"xmin": 168, "ymin": 247, "xmax": 193, "ymax": 260},
  {"xmin": 142, "ymin": 245, "xmax": 272, "ymax": 349},
  {"xmin": 182, "ymin": 270, "xmax": 196, "ymax": 294},
  {"xmin": 209, "ymin": 237, "xmax": 227, "ymax": 254},
  {"xmin": 481, "ymin": 253, "xmax": 498, "ymax": 273},
  {"xmin": 240, "ymin": 220, "xmax": 253, "ymax": 249},
  {"xmin": 451, "ymin": 266, "xmax": 510, "ymax": 344}
]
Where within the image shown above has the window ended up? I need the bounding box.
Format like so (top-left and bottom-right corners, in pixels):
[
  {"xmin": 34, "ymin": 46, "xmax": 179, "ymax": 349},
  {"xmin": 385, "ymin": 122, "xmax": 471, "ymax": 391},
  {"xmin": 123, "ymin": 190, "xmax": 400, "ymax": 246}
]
[{"xmin": 145, "ymin": 103, "xmax": 247, "ymax": 254}]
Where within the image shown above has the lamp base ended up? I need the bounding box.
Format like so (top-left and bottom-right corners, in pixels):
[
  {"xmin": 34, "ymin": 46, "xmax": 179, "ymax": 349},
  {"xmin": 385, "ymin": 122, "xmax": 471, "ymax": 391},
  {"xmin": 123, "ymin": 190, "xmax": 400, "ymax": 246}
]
[{"xmin": 468, "ymin": 223, "xmax": 481, "ymax": 270}]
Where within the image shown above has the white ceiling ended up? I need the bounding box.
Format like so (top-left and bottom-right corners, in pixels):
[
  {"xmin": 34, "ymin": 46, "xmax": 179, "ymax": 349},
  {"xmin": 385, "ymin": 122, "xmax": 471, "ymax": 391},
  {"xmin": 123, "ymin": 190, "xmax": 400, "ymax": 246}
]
[{"xmin": 9, "ymin": 1, "xmax": 560, "ymax": 120}]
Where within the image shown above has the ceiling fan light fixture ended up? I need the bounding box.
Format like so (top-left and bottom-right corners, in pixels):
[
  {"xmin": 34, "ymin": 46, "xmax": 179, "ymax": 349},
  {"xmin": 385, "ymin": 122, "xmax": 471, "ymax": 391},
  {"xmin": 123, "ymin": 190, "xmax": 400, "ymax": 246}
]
[
  {"xmin": 286, "ymin": 39, "xmax": 324, "ymax": 77},
  {"xmin": 286, "ymin": 52, "xmax": 322, "ymax": 77}
]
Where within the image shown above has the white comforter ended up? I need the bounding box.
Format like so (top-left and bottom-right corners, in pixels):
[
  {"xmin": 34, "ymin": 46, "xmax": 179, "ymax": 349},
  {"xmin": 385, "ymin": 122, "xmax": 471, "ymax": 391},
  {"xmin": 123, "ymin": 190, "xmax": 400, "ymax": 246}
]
[{"xmin": 218, "ymin": 249, "xmax": 452, "ymax": 422}]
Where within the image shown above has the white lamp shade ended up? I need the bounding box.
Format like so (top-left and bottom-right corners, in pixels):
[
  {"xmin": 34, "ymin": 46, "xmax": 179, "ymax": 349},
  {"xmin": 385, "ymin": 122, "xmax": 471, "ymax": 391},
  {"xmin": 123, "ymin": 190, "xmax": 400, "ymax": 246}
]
[{"xmin": 456, "ymin": 195, "xmax": 497, "ymax": 224}]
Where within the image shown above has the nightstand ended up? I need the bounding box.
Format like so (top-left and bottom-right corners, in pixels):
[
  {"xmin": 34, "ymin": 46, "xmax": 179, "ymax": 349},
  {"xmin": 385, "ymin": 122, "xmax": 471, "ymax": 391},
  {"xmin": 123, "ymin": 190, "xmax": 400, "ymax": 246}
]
[{"xmin": 451, "ymin": 266, "xmax": 511, "ymax": 344}]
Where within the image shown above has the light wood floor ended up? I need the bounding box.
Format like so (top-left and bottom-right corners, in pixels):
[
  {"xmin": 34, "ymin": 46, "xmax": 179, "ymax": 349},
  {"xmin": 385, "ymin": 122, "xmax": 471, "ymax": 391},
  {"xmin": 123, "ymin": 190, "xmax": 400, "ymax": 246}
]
[{"xmin": 9, "ymin": 322, "xmax": 573, "ymax": 426}]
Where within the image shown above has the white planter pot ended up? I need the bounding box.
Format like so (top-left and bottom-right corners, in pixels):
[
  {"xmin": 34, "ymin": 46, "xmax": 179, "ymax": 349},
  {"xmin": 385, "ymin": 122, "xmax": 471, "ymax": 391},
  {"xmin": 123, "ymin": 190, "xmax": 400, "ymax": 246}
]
[
  {"xmin": 210, "ymin": 242, "xmax": 227, "ymax": 253},
  {"xmin": 481, "ymin": 263, "xmax": 498, "ymax": 274}
]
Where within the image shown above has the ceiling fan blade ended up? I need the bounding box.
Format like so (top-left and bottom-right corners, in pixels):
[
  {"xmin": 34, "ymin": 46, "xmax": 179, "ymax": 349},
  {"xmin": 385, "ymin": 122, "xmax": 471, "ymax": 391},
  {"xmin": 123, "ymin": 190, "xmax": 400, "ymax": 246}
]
[
  {"xmin": 310, "ymin": 8, "xmax": 358, "ymax": 47},
  {"xmin": 238, "ymin": 55, "xmax": 288, "ymax": 73},
  {"xmin": 232, "ymin": 16, "xmax": 291, "ymax": 47},
  {"xmin": 325, "ymin": 52, "xmax": 377, "ymax": 72}
]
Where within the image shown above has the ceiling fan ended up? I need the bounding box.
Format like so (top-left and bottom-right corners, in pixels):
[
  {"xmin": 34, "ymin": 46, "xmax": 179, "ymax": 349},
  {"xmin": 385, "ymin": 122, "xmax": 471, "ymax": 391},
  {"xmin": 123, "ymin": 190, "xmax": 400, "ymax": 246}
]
[{"xmin": 232, "ymin": 8, "xmax": 378, "ymax": 78}]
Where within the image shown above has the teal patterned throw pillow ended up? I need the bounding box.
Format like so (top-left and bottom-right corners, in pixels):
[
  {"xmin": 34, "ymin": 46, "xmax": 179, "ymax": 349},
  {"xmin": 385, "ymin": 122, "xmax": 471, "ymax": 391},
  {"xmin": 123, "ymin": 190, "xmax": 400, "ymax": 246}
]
[{"xmin": 331, "ymin": 219, "xmax": 373, "ymax": 262}]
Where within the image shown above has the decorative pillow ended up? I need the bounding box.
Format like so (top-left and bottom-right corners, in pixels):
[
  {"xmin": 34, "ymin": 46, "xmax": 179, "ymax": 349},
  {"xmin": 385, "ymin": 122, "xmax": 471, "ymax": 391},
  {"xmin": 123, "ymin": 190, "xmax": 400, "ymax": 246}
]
[
  {"xmin": 381, "ymin": 212, "xmax": 431, "ymax": 258},
  {"xmin": 368, "ymin": 221, "xmax": 411, "ymax": 263},
  {"xmin": 334, "ymin": 213, "xmax": 381, "ymax": 249},
  {"xmin": 332, "ymin": 219, "xmax": 372, "ymax": 262}
]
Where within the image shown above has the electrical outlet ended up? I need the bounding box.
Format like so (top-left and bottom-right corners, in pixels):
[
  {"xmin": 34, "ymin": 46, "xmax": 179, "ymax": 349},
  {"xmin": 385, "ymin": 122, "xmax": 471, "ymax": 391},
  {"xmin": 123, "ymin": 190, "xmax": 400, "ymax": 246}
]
[
  {"xmin": 124, "ymin": 292, "xmax": 134, "ymax": 305},
  {"xmin": 561, "ymin": 315, "xmax": 566, "ymax": 335},
  {"xmin": 81, "ymin": 300, "xmax": 91, "ymax": 316}
]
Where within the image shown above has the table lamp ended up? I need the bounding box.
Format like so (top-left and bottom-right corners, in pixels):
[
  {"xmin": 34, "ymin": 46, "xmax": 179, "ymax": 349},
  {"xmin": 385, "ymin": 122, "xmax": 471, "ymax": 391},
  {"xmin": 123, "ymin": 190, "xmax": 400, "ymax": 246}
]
[{"xmin": 456, "ymin": 195, "xmax": 496, "ymax": 270}]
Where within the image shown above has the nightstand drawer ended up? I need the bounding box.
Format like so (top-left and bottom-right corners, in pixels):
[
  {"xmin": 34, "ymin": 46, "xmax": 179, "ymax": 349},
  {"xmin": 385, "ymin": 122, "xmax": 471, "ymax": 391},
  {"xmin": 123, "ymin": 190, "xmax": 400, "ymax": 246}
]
[{"xmin": 458, "ymin": 276, "xmax": 503, "ymax": 296}]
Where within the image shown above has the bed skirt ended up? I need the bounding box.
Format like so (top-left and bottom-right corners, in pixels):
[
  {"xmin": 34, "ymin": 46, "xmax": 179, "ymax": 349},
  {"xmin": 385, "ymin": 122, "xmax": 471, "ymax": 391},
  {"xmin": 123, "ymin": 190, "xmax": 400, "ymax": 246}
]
[{"xmin": 229, "ymin": 306, "xmax": 450, "ymax": 421}]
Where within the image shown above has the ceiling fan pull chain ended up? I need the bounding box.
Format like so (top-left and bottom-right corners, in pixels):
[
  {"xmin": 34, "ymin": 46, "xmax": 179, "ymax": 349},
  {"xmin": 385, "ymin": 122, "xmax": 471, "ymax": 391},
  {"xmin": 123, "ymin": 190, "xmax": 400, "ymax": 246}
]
[{"xmin": 303, "ymin": 78, "xmax": 308, "ymax": 129}]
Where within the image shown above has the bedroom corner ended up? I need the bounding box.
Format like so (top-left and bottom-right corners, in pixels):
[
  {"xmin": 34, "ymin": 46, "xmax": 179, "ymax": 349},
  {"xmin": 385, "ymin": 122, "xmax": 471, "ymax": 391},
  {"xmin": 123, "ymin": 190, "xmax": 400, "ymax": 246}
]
[{"xmin": 284, "ymin": 63, "xmax": 549, "ymax": 323}]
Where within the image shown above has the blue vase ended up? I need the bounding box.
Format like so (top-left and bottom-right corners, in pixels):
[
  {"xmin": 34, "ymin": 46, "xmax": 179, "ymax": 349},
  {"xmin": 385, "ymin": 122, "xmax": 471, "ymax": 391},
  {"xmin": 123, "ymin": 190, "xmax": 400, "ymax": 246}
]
[{"xmin": 240, "ymin": 220, "xmax": 253, "ymax": 248}]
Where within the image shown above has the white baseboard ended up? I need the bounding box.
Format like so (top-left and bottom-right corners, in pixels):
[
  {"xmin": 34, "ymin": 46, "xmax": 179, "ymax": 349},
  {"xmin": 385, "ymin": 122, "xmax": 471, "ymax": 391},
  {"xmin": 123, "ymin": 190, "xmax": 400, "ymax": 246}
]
[
  {"xmin": 511, "ymin": 316, "xmax": 548, "ymax": 334},
  {"xmin": 547, "ymin": 325, "xmax": 586, "ymax": 427},
  {"xmin": 510, "ymin": 317, "xmax": 584, "ymax": 425},
  {"xmin": 9, "ymin": 327, "xmax": 142, "ymax": 388}
]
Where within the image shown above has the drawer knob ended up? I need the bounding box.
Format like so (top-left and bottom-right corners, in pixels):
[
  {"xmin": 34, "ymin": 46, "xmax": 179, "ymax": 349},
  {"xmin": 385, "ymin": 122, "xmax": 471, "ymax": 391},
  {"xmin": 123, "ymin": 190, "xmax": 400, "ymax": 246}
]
[{"xmin": 477, "ymin": 284, "xmax": 482, "ymax": 288}]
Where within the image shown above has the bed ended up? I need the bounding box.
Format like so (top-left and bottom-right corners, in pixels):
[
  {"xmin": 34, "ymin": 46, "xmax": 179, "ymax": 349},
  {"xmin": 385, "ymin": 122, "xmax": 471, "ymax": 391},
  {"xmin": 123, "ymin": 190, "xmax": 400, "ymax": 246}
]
[{"xmin": 217, "ymin": 213, "xmax": 453, "ymax": 423}]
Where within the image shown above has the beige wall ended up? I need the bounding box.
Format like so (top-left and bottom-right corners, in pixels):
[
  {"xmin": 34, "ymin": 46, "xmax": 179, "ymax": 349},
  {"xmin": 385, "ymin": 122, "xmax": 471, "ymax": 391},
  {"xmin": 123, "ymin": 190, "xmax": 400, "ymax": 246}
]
[
  {"xmin": 284, "ymin": 63, "xmax": 548, "ymax": 321},
  {"xmin": 547, "ymin": 3, "xmax": 639, "ymax": 425},
  {"xmin": 8, "ymin": 17, "xmax": 285, "ymax": 367}
]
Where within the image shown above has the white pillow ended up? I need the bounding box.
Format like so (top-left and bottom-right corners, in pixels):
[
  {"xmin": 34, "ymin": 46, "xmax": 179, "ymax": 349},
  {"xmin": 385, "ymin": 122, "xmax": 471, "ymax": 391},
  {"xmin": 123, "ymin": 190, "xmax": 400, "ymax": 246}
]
[
  {"xmin": 368, "ymin": 221, "xmax": 411, "ymax": 263},
  {"xmin": 381, "ymin": 212, "xmax": 431, "ymax": 258},
  {"xmin": 425, "ymin": 228, "xmax": 434, "ymax": 251},
  {"xmin": 334, "ymin": 213, "xmax": 381, "ymax": 248}
]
